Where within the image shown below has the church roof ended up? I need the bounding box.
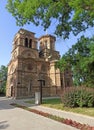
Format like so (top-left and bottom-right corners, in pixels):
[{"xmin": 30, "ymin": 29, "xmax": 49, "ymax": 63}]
[{"xmin": 39, "ymin": 34, "xmax": 56, "ymax": 41}]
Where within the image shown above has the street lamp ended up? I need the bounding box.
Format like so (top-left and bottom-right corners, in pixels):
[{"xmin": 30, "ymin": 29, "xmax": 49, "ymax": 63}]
[{"xmin": 37, "ymin": 79, "xmax": 45, "ymax": 104}]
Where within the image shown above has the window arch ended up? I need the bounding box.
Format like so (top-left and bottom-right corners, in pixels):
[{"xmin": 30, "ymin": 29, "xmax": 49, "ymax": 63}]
[
  {"xmin": 44, "ymin": 40, "xmax": 47, "ymax": 48},
  {"xmin": 25, "ymin": 38, "xmax": 28, "ymax": 47},
  {"xmin": 27, "ymin": 63, "xmax": 33, "ymax": 70},
  {"xmin": 29, "ymin": 39, "xmax": 32, "ymax": 48},
  {"xmin": 29, "ymin": 80, "xmax": 32, "ymax": 91}
]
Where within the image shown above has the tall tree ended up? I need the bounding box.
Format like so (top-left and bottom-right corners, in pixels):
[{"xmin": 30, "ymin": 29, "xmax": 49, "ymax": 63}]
[
  {"xmin": 56, "ymin": 36, "xmax": 94, "ymax": 87},
  {"xmin": 6, "ymin": 0, "xmax": 94, "ymax": 38},
  {"xmin": 0, "ymin": 65, "xmax": 8, "ymax": 94}
]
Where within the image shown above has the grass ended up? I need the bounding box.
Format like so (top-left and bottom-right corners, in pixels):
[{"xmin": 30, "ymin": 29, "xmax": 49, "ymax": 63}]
[{"xmin": 25, "ymin": 98, "xmax": 94, "ymax": 117}]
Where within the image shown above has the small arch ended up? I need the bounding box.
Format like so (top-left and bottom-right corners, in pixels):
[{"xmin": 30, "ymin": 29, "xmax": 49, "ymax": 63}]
[
  {"xmin": 29, "ymin": 39, "xmax": 32, "ymax": 48},
  {"xmin": 27, "ymin": 63, "xmax": 33, "ymax": 70},
  {"xmin": 29, "ymin": 80, "xmax": 32, "ymax": 91},
  {"xmin": 11, "ymin": 86, "xmax": 14, "ymax": 97},
  {"xmin": 44, "ymin": 40, "xmax": 47, "ymax": 48},
  {"xmin": 25, "ymin": 38, "xmax": 28, "ymax": 47},
  {"xmin": 61, "ymin": 79, "xmax": 63, "ymax": 87},
  {"xmin": 66, "ymin": 80, "xmax": 70, "ymax": 87}
]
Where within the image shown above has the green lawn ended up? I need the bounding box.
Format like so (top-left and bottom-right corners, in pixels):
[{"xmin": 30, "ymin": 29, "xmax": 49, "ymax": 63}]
[{"xmin": 25, "ymin": 98, "xmax": 94, "ymax": 117}]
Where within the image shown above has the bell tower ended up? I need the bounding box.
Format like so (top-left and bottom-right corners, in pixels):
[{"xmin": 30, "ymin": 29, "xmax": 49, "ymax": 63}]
[
  {"xmin": 6, "ymin": 29, "xmax": 38, "ymax": 98},
  {"xmin": 11, "ymin": 28, "xmax": 38, "ymax": 60},
  {"xmin": 39, "ymin": 35, "xmax": 60, "ymax": 61}
]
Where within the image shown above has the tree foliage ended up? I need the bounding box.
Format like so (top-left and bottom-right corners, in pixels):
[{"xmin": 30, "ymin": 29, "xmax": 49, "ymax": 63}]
[
  {"xmin": 56, "ymin": 36, "xmax": 94, "ymax": 87},
  {"xmin": 6, "ymin": 0, "xmax": 94, "ymax": 38},
  {"xmin": 0, "ymin": 65, "xmax": 8, "ymax": 94}
]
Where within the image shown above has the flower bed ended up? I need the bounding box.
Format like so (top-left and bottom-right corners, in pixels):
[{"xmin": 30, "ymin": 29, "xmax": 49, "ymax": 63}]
[{"xmin": 10, "ymin": 103, "xmax": 94, "ymax": 130}]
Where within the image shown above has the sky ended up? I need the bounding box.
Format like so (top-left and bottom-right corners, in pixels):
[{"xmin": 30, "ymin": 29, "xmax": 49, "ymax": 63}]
[{"xmin": 0, "ymin": 1, "xmax": 94, "ymax": 67}]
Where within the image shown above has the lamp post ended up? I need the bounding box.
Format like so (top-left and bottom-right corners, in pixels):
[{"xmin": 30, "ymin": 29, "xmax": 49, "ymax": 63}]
[{"xmin": 37, "ymin": 79, "xmax": 45, "ymax": 104}]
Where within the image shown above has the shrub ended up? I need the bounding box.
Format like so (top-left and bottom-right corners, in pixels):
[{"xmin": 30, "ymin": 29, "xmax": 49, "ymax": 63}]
[
  {"xmin": 61, "ymin": 87, "xmax": 94, "ymax": 108},
  {"xmin": 0, "ymin": 85, "xmax": 6, "ymax": 95}
]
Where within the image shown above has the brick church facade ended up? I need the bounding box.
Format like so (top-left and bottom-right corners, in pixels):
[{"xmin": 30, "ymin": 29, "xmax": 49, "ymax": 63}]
[{"xmin": 6, "ymin": 29, "xmax": 72, "ymax": 98}]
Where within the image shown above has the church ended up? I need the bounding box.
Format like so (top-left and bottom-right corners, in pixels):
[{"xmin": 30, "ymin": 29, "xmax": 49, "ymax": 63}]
[{"xmin": 6, "ymin": 28, "xmax": 72, "ymax": 98}]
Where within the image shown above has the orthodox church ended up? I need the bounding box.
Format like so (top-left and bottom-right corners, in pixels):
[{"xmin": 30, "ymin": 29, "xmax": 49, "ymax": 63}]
[{"xmin": 6, "ymin": 28, "xmax": 72, "ymax": 98}]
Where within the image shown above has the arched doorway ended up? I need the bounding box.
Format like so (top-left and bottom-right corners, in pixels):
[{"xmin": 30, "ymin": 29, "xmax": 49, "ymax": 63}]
[{"xmin": 11, "ymin": 86, "xmax": 14, "ymax": 97}]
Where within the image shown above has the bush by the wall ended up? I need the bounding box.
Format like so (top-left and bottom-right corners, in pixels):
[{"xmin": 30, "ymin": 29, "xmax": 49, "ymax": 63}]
[
  {"xmin": 0, "ymin": 86, "xmax": 6, "ymax": 95},
  {"xmin": 61, "ymin": 87, "xmax": 94, "ymax": 108}
]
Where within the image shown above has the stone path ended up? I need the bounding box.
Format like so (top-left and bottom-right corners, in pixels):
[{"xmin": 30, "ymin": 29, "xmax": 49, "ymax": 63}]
[
  {"xmin": 14, "ymin": 98, "xmax": 94, "ymax": 126},
  {"xmin": 0, "ymin": 97, "xmax": 78, "ymax": 130}
]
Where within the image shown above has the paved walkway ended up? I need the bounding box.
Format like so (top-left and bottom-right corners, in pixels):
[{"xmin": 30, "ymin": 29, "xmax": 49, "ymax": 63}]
[
  {"xmin": 15, "ymin": 98, "xmax": 94, "ymax": 127},
  {"xmin": 0, "ymin": 97, "xmax": 78, "ymax": 130}
]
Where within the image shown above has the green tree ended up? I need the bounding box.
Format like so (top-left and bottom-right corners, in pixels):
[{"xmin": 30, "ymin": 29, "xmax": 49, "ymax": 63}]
[
  {"xmin": 56, "ymin": 36, "xmax": 94, "ymax": 87},
  {"xmin": 0, "ymin": 65, "xmax": 8, "ymax": 95},
  {"xmin": 6, "ymin": 0, "xmax": 94, "ymax": 38}
]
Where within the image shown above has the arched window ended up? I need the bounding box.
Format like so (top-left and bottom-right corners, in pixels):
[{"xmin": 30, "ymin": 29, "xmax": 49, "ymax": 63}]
[
  {"xmin": 29, "ymin": 39, "xmax": 32, "ymax": 48},
  {"xmin": 44, "ymin": 40, "xmax": 47, "ymax": 48},
  {"xmin": 27, "ymin": 63, "xmax": 33, "ymax": 70},
  {"xmin": 50, "ymin": 40, "xmax": 54, "ymax": 50},
  {"xmin": 61, "ymin": 79, "xmax": 63, "ymax": 87},
  {"xmin": 29, "ymin": 80, "xmax": 32, "ymax": 91},
  {"xmin": 39, "ymin": 42, "xmax": 43, "ymax": 50},
  {"xmin": 25, "ymin": 38, "xmax": 28, "ymax": 47},
  {"xmin": 66, "ymin": 80, "xmax": 70, "ymax": 87}
]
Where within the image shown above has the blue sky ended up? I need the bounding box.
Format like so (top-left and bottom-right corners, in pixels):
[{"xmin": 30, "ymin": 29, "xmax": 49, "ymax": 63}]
[{"xmin": 0, "ymin": 1, "xmax": 93, "ymax": 67}]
